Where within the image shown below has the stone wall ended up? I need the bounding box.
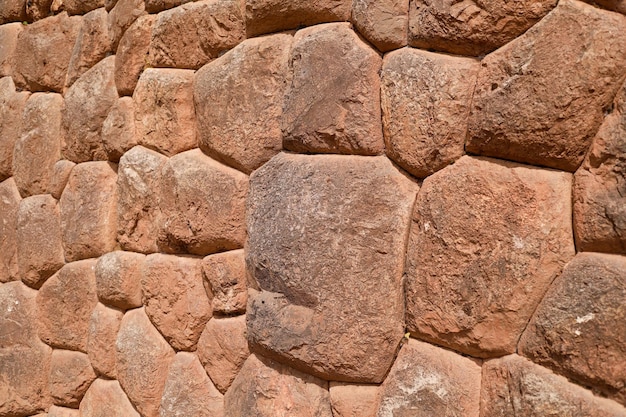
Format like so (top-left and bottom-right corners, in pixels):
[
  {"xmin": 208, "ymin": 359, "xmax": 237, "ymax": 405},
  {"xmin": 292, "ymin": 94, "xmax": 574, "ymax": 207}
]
[{"xmin": 0, "ymin": 0, "xmax": 625, "ymax": 416}]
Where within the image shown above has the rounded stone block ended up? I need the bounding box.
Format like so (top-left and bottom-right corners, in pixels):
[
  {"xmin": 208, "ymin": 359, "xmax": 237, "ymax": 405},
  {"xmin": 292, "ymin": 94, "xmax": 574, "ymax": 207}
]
[
  {"xmin": 0, "ymin": 178, "xmax": 21, "ymax": 283},
  {"xmin": 48, "ymin": 350, "xmax": 96, "ymax": 408},
  {"xmin": 329, "ymin": 382, "xmax": 380, "ymax": 417},
  {"xmin": 48, "ymin": 160, "xmax": 75, "ymax": 200},
  {"xmin": 0, "ymin": 22, "xmax": 23, "ymax": 78},
  {"xmin": 0, "ymin": 77, "xmax": 28, "ymax": 182},
  {"xmin": 0, "ymin": 0, "xmax": 27, "ymax": 24},
  {"xmin": 351, "ymin": 0, "xmax": 408, "ymax": 52},
  {"xmin": 63, "ymin": 0, "xmax": 104, "ymax": 15},
  {"xmin": 201, "ymin": 250, "xmax": 247, "ymax": 315},
  {"xmin": 101, "ymin": 97, "xmax": 138, "ymax": 161},
  {"xmin": 79, "ymin": 379, "xmax": 140, "ymax": 417},
  {"xmin": 107, "ymin": 0, "xmax": 145, "ymax": 50},
  {"xmin": 114, "ymin": 15, "xmax": 155, "ymax": 96},
  {"xmin": 48, "ymin": 405, "xmax": 79, "ymax": 417},
  {"xmin": 87, "ymin": 303, "xmax": 123, "ymax": 379},
  {"xmin": 95, "ymin": 251, "xmax": 144, "ymax": 310}
]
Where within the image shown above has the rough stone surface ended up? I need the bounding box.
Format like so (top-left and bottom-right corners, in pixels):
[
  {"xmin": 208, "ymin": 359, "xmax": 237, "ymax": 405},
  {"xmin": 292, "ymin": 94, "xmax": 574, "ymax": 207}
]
[
  {"xmin": 116, "ymin": 308, "xmax": 175, "ymax": 417},
  {"xmin": 25, "ymin": 0, "xmax": 53, "ymax": 21},
  {"xmin": 0, "ymin": 77, "xmax": 28, "ymax": 181},
  {"xmin": 48, "ymin": 350, "xmax": 96, "ymax": 408},
  {"xmin": 107, "ymin": 0, "xmax": 145, "ymax": 50},
  {"xmin": 376, "ymin": 339, "xmax": 481, "ymax": 417},
  {"xmin": 159, "ymin": 352, "xmax": 224, "ymax": 417},
  {"xmin": 197, "ymin": 316, "xmax": 250, "ymax": 393},
  {"xmin": 195, "ymin": 33, "xmax": 291, "ymax": 174},
  {"xmin": 79, "ymin": 379, "xmax": 140, "ymax": 417},
  {"xmin": 0, "ymin": 23, "xmax": 22, "ymax": 78},
  {"xmin": 466, "ymin": 0, "xmax": 626, "ymax": 172},
  {"xmin": 245, "ymin": 0, "xmax": 351, "ymax": 37},
  {"xmin": 101, "ymin": 97, "xmax": 137, "ymax": 161},
  {"xmin": 589, "ymin": 0, "xmax": 626, "ymax": 14},
  {"xmin": 0, "ymin": 178, "xmax": 21, "ymax": 283},
  {"xmin": 115, "ymin": 15, "xmax": 155, "ymax": 96},
  {"xmin": 142, "ymin": 254, "xmax": 212, "ymax": 351},
  {"xmin": 116, "ymin": 146, "xmax": 167, "ymax": 253},
  {"xmin": 224, "ymin": 353, "xmax": 333, "ymax": 417},
  {"xmin": 247, "ymin": 153, "xmax": 417, "ymax": 382},
  {"xmin": 95, "ymin": 251, "xmax": 144, "ymax": 310},
  {"xmin": 282, "ymin": 23, "xmax": 384, "ymax": 156},
  {"xmin": 62, "ymin": 56, "xmax": 118, "ymax": 163},
  {"xmin": 0, "ymin": 0, "xmax": 27, "ymax": 24},
  {"xmin": 481, "ymin": 355, "xmax": 626, "ymax": 417},
  {"xmin": 133, "ymin": 68, "xmax": 196, "ymax": 156},
  {"xmin": 381, "ymin": 48, "xmax": 479, "ymax": 178},
  {"xmin": 329, "ymin": 382, "xmax": 380, "ymax": 417},
  {"xmin": 48, "ymin": 160, "xmax": 75, "ymax": 200},
  {"xmin": 87, "ymin": 303, "xmax": 123, "ymax": 379},
  {"xmin": 144, "ymin": 0, "xmax": 187, "ymax": 12},
  {"xmin": 48, "ymin": 406, "xmax": 79, "ymax": 417},
  {"xmin": 352, "ymin": 0, "xmax": 408, "ymax": 52},
  {"xmin": 36, "ymin": 260, "xmax": 98, "ymax": 351},
  {"xmin": 202, "ymin": 250, "xmax": 247, "ymax": 315},
  {"xmin": 519, "ymin": 253, "xmax": 626, "ymax": 406},
  {"xmin": 62, "ymin": 0, "xmax": 104, "ymax": 15},
  {"xmin": 405, "ymin": 156, "xmax": 575, "ymax": 357},
  {"xmin": 158, "ymin": 149, "xmax": 248, "ymax": 255},
  {"xmin": 17, "ymin": 195, "xmax": 65, "ymax": 288},
  {"xmin": 148, "ymin": 0, "xmax": 245, "ymax": 70},
  {"xmin": 60, "ymin": 161, "xmax": 118, "ymax": 262}
]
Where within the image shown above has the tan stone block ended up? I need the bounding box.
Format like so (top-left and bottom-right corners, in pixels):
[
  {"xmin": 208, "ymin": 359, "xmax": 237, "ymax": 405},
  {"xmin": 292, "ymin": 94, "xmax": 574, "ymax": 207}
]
[
  {"xmin": 588, "ymin": 0, "xmax": 626, "ymax": 13},
  {"xmin": 202, "ymin": 250, "xmax": 247, "ymax": 315},
  {"xmin": 87, "ymin": 303, "xmax": 123, "ymax": 379},
  {"xmin": 0, "ymin": 77, "xmax": 28, "ymax": 181},
  {"xmin": 0, "ymin": 22, "xmax": 22, "ymax": 78},
  {"xmin": 95, "ymin": 251, "xmax": 144, "ymax": 310},
  {"xmin": 114, "ymin": 15, "xmax": 154, "ymax": 96},
  {"xmin": 0, "ymin": 178, "xmax": 21, "ymax": 283},
  {"xmin": 101, "ymin": 97, "xmax": 137, "ymax": 161},
  {"xmin": 63, "ymin": 0, "xmax": 104, "ymax": 14},
  {"xmin": 104, "ymin": 0, "xmax": 117, "ymax": 10},
  {"xmin": 352, "ymin": 0, "xmax": 408, "ymax": 52},
  {"xmin": 48, "ymin": 405, "xmax": 79, "ymax": 417},
  {"xmin": 47, "ymin": 160, "xmax": 75, "ymax": 200},
  {"xmin": 0, "ymin": 0, "xmax": 27, "ymax": 24},
  {"xmin": 107, "ymin": 0, "xmax": 145, "ymax": 50},
  {"xmin": 144, "ymin": 0, "xmax": 187, "ymax": 12},
  {"xmin": 48, "ymin": 350, "xmax": 96, "ymax": 408},
  {"xmin": 79, "ymin": 379, "xmax": 140, "ymax": 417},
  {"xmin": 329, "ymin": 382, "xmax": 379, "ymax": 417}
]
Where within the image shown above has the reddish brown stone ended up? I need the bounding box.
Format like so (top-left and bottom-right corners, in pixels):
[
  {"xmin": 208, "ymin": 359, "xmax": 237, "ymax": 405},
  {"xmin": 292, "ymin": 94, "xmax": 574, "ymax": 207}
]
[
  {"xmin": 381, "ymin": 48, "xmax": 478, "ymax": 178},
  {"xmin": 48, "ymin": 350, "xmax": 96, "ymax": 407},
  {"xmin": 202, "ymin": 250, "xmax": 247, "ymax": 315},
  {"xmin": 144, "ymin": 0, "xmax": 185, "ymax": 12},
  {"xmin": 115, "ymin": 15, "xmax": 155, "ymax": 96},
  {"xmin": 79, "ymin": 379, "xmax": 140, "ymax": 417},
  {"xmin": 116, "ymin": 146, "xmax": 167, "ymax": 253},
  {"xmin": 0, "ymin": 0, "xmax": 27, "ymax": 24},
  {"xmin": 95, "ymin": 251, "xmax": 144, "ymax": 310},
  {"xmin": 481, "ymin": 355, "xmax": 626, "ymax": 417},
  {"xmin": 158, "ymin": 149, "xmax": 248, "ymax": 255},
  {"xmin": 245, "ymin": 0, "xmax": 351, "ymax": 37},
  {"xmin": 25, "ymin": 0, "xmax": 53, "ymax": 22},
  {"xmin": 60, "ymin": 161, "xmax": 118, "ymax": 261},
  {"xmin": 247, "ymin": 153, "xmax": 417, "ymax": 382},
  {"xmin": 87, "ymin": 303, "xmax": 123, "ymax": 379},
  {"xmin": 0, "ymin": 23, "xmax": 22, "ymax": 77},
  {"xmin": 17, "ymin": 195, "xmax": 65, "ymax": 288},
  {"xmin": 329, "ymin": 382, "xmax": 379, "ymax": 417},
  {"xmin": 159, "ymin": 352, "xmax": 224, "ymax": 417},
  {"xmin": 116, "ymin": 308, "xmax": 175, "ymax": 417},
  {"xmin": 0, "ymin": 77, "xmax": 28, "ymax": 181},
  {"xmin": 195, "ymin": 33, "xmax": 291, "ymax": 174},
  {"xmin": 104, "ymin": 0, "xmax": 117, "ymax": 10},
  {"xmin": 147, "ymin": 0, "xmax": 245, "ymax": 70},
  {"xmin": 466, "ymin": 0, "xmax": 626, "ymax": 172},
  {"xmin": 101, "ymin": 97, "xmax": 137, "ymax": 161},
  {"xmin": 133, "ymin": 68, "xmax": 196, "ymax": 156},
  {"xmin": 48, "ymin": 406, "xmax": 79, "ymax": 417},
  {"xmin": 0, "ymin": 178, "xmax": 21, "ymax": 283},
  {"xmin": 63, "ymin": 0, "xmax": 103, "ymax": 14},
  {"xmin": 48, "ymin": 160, "xmax": 75, "ymax": 200},
  {"xmin": 142, "ymin": 254, "xmax": 212, "ymax": 351},
  {"xmin": 36, "ymin": 260, "xmax": 98, "ymax": 351},
  {"xmin": 352, "ymin": 0, "xmax": 408, "ymax": 52},
  {"xmin": 589, "ymin": 0, "xmax": 626, "ymax": 13},
  {"xmin": 519, "ymin": 253, "xmax": 626, "ymax": 406},
  {"xmin": 282, "ymin": 23, "xmax": 383, "ymax": 155},
  {"xmin": 0, "ymin": 281, "xmax": 40, "ymax": 349},
  {"xmin": 197, "ymin": 316, "xmax": 250, "ymax": 393},
  {"xmin": 405, "ymin": 156, "xmax": 575, "ymax": 357},
  {"xmin": 107, "ymin": 0, "xmax": 145, "ymax": 50}
]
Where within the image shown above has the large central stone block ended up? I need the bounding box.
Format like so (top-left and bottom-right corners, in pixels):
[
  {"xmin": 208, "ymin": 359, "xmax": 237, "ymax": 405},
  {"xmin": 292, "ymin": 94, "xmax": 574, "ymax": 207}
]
[{"xmin": 246, "ymin": 153, "xmax": 417, "ymax": 382}]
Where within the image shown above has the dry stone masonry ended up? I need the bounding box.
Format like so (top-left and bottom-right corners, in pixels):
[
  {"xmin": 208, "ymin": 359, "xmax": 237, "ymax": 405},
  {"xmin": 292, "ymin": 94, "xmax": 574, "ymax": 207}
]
[{"xmin": 0, "ymin": 0, "xmax": 625, "ymax": 416}]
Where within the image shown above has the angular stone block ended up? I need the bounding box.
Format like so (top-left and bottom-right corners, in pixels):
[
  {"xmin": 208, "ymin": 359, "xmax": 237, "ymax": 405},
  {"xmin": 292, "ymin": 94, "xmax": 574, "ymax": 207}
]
[
  {"xmin": 247, "ymin": 153, "xmax": 417, "ymax": 382},
  {"xmin": 47, "ymin": 160, "xmax": 75, "ymax": 200},
  {"xmin": 381, "ymin": 48, "xmax": 478, "ymax": 178},
  {"xmin": 352, "ymin": 0, "xmax": 408, "ymax": 52},
  {"xmin": 0, "ymin": 178, "xmax": 21, "ymax": 283},
  {"xmin": 466, "ymin": 0, "xmax": 626, "ymax": 172},
  {"xmin": 107, "ymin": 0, "xmax": 145, "ymax": 50},
  {"xmin": 0, "ymin": 0, "xmax": 27, "ymax": 24},
  {"xmin": 0, "ymin": 22, "xmax": 22, "ymax": 77},
  {"xmin": 195, "ymin": 33, "xmax": 291, "ymax": 174},
  {"xmin": 329, "ymin": 382, "xmax": 379, "ymax": 417},
  {"xmin": 405, "ymin": 156, "xmax": 575, "ymax": 357},
  {"xmin": 63, "ymin": 0, "xmax": 103, "ymax": 15},
  {"xmin": 48, "ymin": 350, "xmax": 96, "ymax": 408},
  {"xmin": 95, "ymin": 251, "xmax": 144, "ymax": 310},
  {"xmin": 79, "ymin": 379, "xmax": 140, "ymax": 417},
  {"xmin": 101, "ymin": 97, "xmax": 138, "ymax": 161},
  {"xmin": 202, "ymin": 250, "xmax": 247, "ymax": 315},
  {"xmin": 0, "ymin": 77, "xmax": 28, "ymax": 181},
  {"xmin": 158, "ymin": 149, "xmax": 248, "ymax": 255},
  {"xmin": 48, "ymin": 405, "xmax": 79, "ymax": 417},
  {"xmin": 115, "ymin": 15, "xmax": 155, "ymax": 96},
  {"xmin": 282, "ymin": 23, "xmax": 384, "ymax": 156},
  {"xmin": 87, "ymin": 303, "xmax": 123, "ymax": 379}
]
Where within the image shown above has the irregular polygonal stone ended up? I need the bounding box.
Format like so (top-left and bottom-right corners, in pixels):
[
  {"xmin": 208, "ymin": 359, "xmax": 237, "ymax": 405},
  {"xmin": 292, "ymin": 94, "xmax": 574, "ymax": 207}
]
[
  {"xmin": 101, "ymin": 97, "xmax": 137, "ymax": 161},
  {"xmin": 48, "ymin": 406, "xmax": 79, "ymax": 417},
  {"xmin": 282, "ymin": 23, "xmax": 384, "ymax": 155},
  {"xmin": 116, "ymin": 308, "xmax": 175, "ymax": 417},
  {"xmin": 0, "ymin": 282, "xmax": 40, "ymax": 350},
  {"xmin": 202, "ymin": 250, "xmax": 247, "ymax": 315},
  {"xmin": 148, "ymin": 0, "xmax": 245, "ymax": 70},
  {"xmin": 37, "ymin": 260, "xmax": 98, "ymax": 351},
  {"xmin": 62, "ymin": 0, "xmax": 103, "ymax": 14},
  {"xmin": 159, "ymin": 352, "xmax": 224, "ymax": 417},
  {"xmin": 0, "ymin": 22, "xmax": 22, "ymax": 77},
  {"xmin": 0, "ymin": 0, "xmax": 27, "ymax": 24},
  {"xmin": 481, "ymin": 355, "xmax": 626, "ymax": 417},
  {"xmin": 13, "ymin": 93, "xmax": 63, "ymax": 197},
  {"xmin": 62, "ymin": 56, "xmax": 118, "ymax": 163},
  {"xmin": 87, "ymin": 303, "xmax": 123, "ymax": 378},
  {"xmin": 17, "ymin": 195, "xmax": 65, "ymax": 288},
  {"xmin": 116, "ymin": 146, "xmax": 167, "ymax": 253},
  {"xmin": 14, "ymin": 12, "xmax": 82, "ymax": 92},
  {"xmin": 142, "ymin": 254, "xmax": 212, "ymax": 351},
  {"xmin": 133, "ymin": 69, "xmax": 196, "ymax": 156},
  {"xmin": 48, "ymin": 350, "xmax": 96, "ymax": 408},
  {"xmin": 158, "ymin": 149, "xmax": 248, "ymax": 255},
  {"xmin": 247, "ymin": 153, "xmax": 417, "ymax": 382},
  {"xmin": 0, "ymin": 178, "xmax": 21, "ymax": 283},
  {"xmin": 48, "ymin": 160, "xmax": 75, "ymax": 199},
  {"xmin": 79, "ymin": 379, "xmax": 140, "ymax": 417},
  {"xmin": 115, "ymin": 15, "xmax": 155, "ymax": 96},
  {"xmin": 466, "ymin": 0, "xmax": 626, "ymax": 172},
  {"xmin": 519, "ymin": 253, "xmax": 626, "ymax": 406},
  {"xmin": 195, "ymin": 33, "xmax": 291, "ymax": 174},
  {"xmin": 107, "ymin": 0, "xmax": 145, "ymax": 50},
  {"xmin": 197, "ymin": 316, "xmax": 250, "ymax": 393},
  {"xmin": 25, "ymin": 0, "xmax": 53, "ymax": 21},
  {"xmin": 381, "ymin": 48, "xmax": 478, "ymax": 178},
  {"xmin": 245, "ymin": 0, "xmax": 351, "ymax": 37},
  {"xmin": 60, "ymin": 162, "xmax": 118, "ymax": 262},
  {"xmin": 0, "ymin": 77, "xmax": 28, "ymax": 181},
  {"xmin": 376, "ymin": 339, "xmax": 481, "ymax": 417},
  {"xmin": 329, "ymin": 383, "xmax": 380, "ymax": 417},
  {"xmin": 95, "ymin": 251, "xmax": 144, "ymax": 310},
  {"xmin": 352, "ymin": 0, "xmax": 408, "ymax": 52},
  {"xmin": 405, "ymin": 156, "xmax": 575, "ymax": 357}
]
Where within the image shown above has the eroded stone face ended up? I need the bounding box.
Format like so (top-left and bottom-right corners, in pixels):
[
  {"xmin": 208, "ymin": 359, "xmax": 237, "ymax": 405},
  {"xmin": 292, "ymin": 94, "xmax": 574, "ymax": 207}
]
[
  {"xmin": 101, "ymin": 97, "xmax": 138, "ymax": 162},
  {"xmin": 48, "ymin": 350, "xmax": 96, "ymax": 408},
  {"xmin": 48, "ymin": 160, "xmax": 75, "ymax": 200},
  {"xmin": 63, "ymin": 0, "xmax": 104, "ymax": 14},
  {"xmin": 87, "ymin": 303, "xmax": 123, "ymax": 379},
  {"xmin": 79, "ymin": 379, "xmax": 140, "ymax": 417},
  {"xmin": 0, "ymin": 0, "xmax": 27, "ymax": 24},
  {"xmin": 329, "ymin": 382, "xmax": 380, "ymax": 417},
  {"xmin": 48, "ymin": 405, "xmax": 79, "ymax": 417},
  {"xmin": 0, "ymin": 77, "xmax": 28, "ymax": 181},
  {"xmin": 107, "ymin": 0, "xmax": 146, "ymax": 50},
  {"xmin": 115, "ymin": 15, "xmax": 155, "ymax": 96},
  {"xmin": 201, "ymin": 250, "xmax": 247, "ymax": 315},
  {"xmin": 352, "ymin": 0, "xmax": 408, "ymax": 52},
  {"xmin": 0, "ymin": 178, "xmax": 21, "ymax": 283},
  {"xmin": 0, "ymin": 23, "xmax": 22, "ymax": 78},
  {"xmin": 95, "ymin": 251, "xmax": 145, "ymax": 310}
]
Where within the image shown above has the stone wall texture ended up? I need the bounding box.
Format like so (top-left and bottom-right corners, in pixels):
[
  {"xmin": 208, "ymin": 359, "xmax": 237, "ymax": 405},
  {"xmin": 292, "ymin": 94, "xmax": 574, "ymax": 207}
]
[{"xmin": 1, "ymin": 0, "xmax": 625, "ymax": 416}]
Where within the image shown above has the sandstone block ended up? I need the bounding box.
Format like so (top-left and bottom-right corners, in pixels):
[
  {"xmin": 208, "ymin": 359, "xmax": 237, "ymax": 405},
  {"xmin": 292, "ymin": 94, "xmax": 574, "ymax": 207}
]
[
  {"xmin": 48, "ymin": 406, "xmax": 79, "ymax": 417},
  {"xmin": 95, "ymin": 251, "xmax": 144, "ymax": 310},
  {"xmin": 158, "ymin": 149, "xmax": 248, "ymax": 255},
  {"xmin": 116, "ymin": 308, "xmax": 175, "ymax": 417},
  {"xmin": 60, "ymin": 161, "xmax": 118, "ymax": 261},
  {"xmin": 48, "ymin": 350, "xmax": 96, "ymax": 408},
  {"xmin": 247, "ymin": 153, "xmax": 417, "ymax": 382},
  {"xmin": 282, "ymin": 23, "xmax": 384, "ymax": 155},
  {"xmin": 0, "ymin": 22, "xmax": 22, "ymax": 77},
  {"xmin": 0, "ymin": 0, "xmax": 27, "ymax": 24},
  {"xmin": 381, "ymin": 48, "xmax": 478, "ymax": 178},
  {"xmin": 107, "ymin": 0, "xmax": 145, "ymax": 50},
  {"xmin": 48, "ymin": 160, "xmax": 75, "ymax": 199},
  {"xmin": 0, "ymin": 178, "xmax": 21, "ymax": 283},
  {"xmin": 79, "ymin": 379, "xmax": 140, "ymax": 417},
  {"xmin": 197, "ymin": 316, "xmax": 250, "ymax": 393},
  {"xmin": 466, "ymin": 0, "xmax": 626, "ymax": 172},
  {"xmin": 224, "ymin": 354, "xmax": 333, "ymax": 417},
  {"xmin": 87, "ymin": 303, "xmax": 123, "ymax": 378},
  {"xmin": 116, "ymin": 146, "xmax": 167, "ymax": 253},
  {"xmin": 195, "ymin": 33, "xmax": 291, "ymax": 174},
  {"xmin": 405, "ymin": 156, "xmax": 575, "ymax": 357},
  {"xmin": 114, "ymin": 15, "xmax": 154, "ymax": 96},
  {"xmin": 142, "ymin": 254, "xmax": 212, "ymax": 351},
  {"xmin": 133, "ymin": 68, "xmax": 196, "ymax": 156},
  {"xmin": 148, "ymin": 0, "xmax": 245, "ymax": 70},
  {"xmin": 101, "ymin": 97, "xmax": 137, "ymax": 161},
  {"xmin": 63, "ymin": 0, "xmax": 103, "ymax": 14},
  {"xmin": 202, "ymin": 250, "xmax": 247, "ymax": 315},
  {"xmin": 352, "ymin": 0, "xmax": 408, "ymax": 52},
  {"xmin": 0, "ymin": 77, "xmax": 28, "ymax": 181},
  {"xmin": 329, "ymin": 383, "xmax": 380, "ymax": 417}
]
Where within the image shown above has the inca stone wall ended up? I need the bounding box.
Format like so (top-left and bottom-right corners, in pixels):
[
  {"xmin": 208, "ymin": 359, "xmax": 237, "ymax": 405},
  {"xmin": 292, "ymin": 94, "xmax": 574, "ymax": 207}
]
[{"xmin": 0, "ymin": 0, "xmax": 625, "ymax": 416}]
